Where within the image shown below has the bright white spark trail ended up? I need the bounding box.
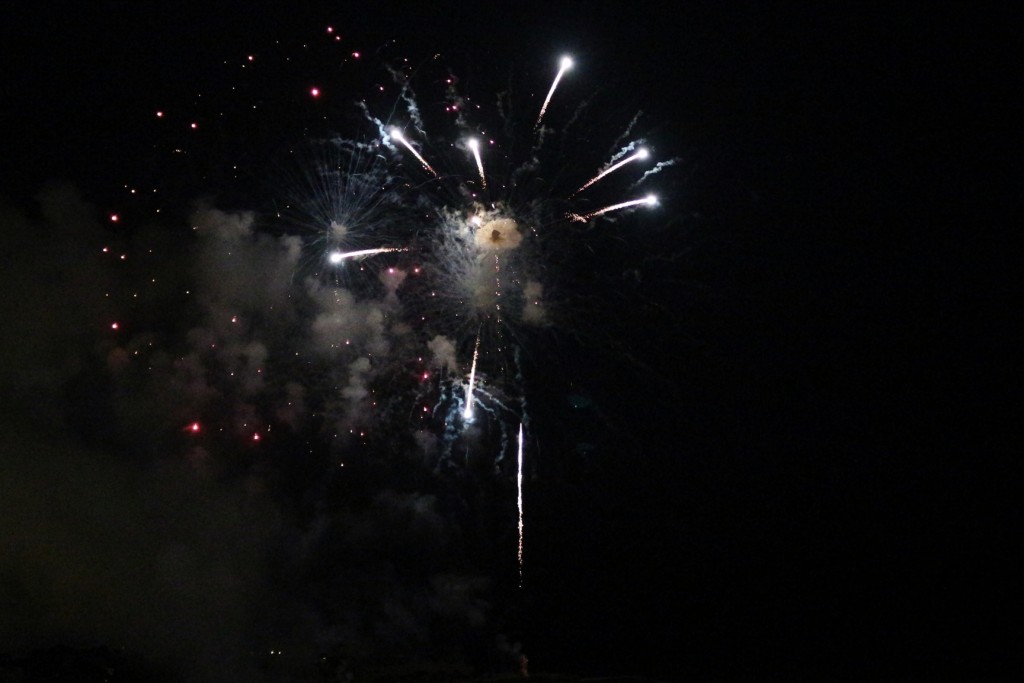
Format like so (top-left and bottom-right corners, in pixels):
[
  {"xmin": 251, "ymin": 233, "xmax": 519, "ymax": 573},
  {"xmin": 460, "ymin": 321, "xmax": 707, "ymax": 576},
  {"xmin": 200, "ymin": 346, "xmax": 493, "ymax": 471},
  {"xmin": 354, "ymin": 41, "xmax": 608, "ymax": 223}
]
[
  {"xmin": 573, "ymin": 147, "xmax": 649, "ymax": 195},
  {"xmin": 535, "ymin": 55, "xmax": 573, "ymax": 129},
  {"xmin": 467, "ymin": 138, "xmax": 487, "ymax": 189},
  {"xmin": 570, "ymin": 194, "xmax": 658, "ymax": 222},
  {"xmin": 328, "ymin": 247, "xmax": 408, "ymax": 263},
  {"xmin": 389, "ymin": 127, "xmax": 439, "ymax": 177},
  {"xmin": 463, "ymin": 333, "xmax": 480, "ymax": 419},
  {"xmin": 517, "ymin": 422, "xmax": 524, "ymax": 585}
]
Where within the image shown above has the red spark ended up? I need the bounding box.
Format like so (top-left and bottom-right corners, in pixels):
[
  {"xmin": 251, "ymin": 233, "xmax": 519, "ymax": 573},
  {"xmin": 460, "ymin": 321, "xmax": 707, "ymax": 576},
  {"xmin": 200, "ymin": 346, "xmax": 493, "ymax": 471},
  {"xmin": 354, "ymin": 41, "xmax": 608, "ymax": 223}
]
[
  {"xmin": 188, "ymin": 422, "xmax": 201, "ymax": 433},
  {"xmin": 110, "ymin": 322, "xmax": 119, "ymax": 330},
  {"xmin": 352, "ymin": 51, "xmax": 360, "ymax": 59},
  {"xmin": 253, "ymin": 433, "xmax": 261, "ymax": 441},
  {"xmin": 109, "ymin": 214, "xmax": 119, "ymax": 222},
  {"xmin": 310, "ymin": 87, "xmax": 320, "ymax": 98},
  {"xmin": 326, "ymin": 26, "xmax": 334, "ymax": 33},
  {"xmin": 156, "ymin": 111, "xmax": 164, "ymax": 118},
  {"xmin": 422, "ymin": 372, "xmax": 430, "ymax": 380},
  {"xmin": 190, "ymin": 122, "xmax": 198, "ymax": 129}
]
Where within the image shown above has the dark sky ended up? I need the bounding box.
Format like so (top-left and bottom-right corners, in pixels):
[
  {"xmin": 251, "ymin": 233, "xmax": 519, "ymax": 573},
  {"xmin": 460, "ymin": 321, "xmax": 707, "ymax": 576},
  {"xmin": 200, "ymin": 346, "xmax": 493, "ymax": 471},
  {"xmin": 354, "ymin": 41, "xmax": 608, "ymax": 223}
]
[{"xmin": 1, "ymin": 2, "xmax": 1017, "ymax": 680}]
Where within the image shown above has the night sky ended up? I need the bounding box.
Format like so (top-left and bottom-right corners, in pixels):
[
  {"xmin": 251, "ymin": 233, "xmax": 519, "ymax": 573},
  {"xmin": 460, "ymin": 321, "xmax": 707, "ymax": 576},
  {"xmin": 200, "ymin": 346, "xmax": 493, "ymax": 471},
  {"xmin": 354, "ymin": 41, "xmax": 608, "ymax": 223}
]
[{"xmin": 1, "ymin": 2, "xmax": 1016, "ymax": 681}]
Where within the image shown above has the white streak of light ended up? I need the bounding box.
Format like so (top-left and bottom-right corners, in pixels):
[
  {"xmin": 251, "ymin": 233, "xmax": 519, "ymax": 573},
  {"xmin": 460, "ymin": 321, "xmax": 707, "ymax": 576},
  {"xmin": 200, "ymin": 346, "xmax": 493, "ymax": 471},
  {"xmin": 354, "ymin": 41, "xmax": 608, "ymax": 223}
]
[
  {"xmin": 517, "ymin": 422, "xmax": 525, "ymax": 585},
  {"xmin": 573, "ymin": 148, "xmax": 649, "ymax": 195},
  {"xmin": 467, "ymin": 138, "xmax": 487, "ymax": 189},
  {"xmin": 570, "ymin": 194, "xmax": 658, "ymax": 222},
  {"xmin": 535, "ymin": 55, "xmax": 573, "ymax": 129},
  {"xmin": 463, "ymin": 333, "xmax": 480, "ymax": 419},
  {"xmin": 389, "ymin": 127, "xmax": 438, "ymax": 177},
  {"xmin": 328, "ymin": 247, "xmax": 408, "ymax": 263}
]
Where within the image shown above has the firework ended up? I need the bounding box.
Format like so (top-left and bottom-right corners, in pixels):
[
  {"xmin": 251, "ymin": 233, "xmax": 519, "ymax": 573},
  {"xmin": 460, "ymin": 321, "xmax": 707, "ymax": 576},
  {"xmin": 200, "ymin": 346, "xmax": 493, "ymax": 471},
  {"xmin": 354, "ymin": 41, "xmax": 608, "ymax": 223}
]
[
  {"xmin": 517, "ymin": 422, "xmax": 525, "ymax": 585},
  {"xmin": 463, "ymin": 332, "xmax": 480, "ymax": 419},
  {"xmin": 569, "ymin": 194, "xmax": 659, "ymax": 222},
  {"xmin": 328, "ymin": 247, "xmax": 408, "ymax": 263},
  {"xmin": 573, "ymin": 147, "xmax": 650, "ymax": 196},
  {"xmin": 467, "ymin": 138, "xmax": 487, "ymax": 190},
  {"xmin": 118, "ymin": 44, "xmax": 671, "ymax": 604},
  {"xmin": 389, "ymin": 127, "xmax": 439, "ymax": 177},
  {"xmin": 535, "ymin": 55, "xmax": 574, "ymax": 129}
]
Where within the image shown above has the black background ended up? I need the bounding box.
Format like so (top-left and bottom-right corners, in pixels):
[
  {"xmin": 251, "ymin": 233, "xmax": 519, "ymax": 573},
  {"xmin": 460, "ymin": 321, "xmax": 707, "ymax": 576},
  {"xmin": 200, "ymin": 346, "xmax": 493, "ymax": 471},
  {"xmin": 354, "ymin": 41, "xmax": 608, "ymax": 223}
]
[{"xmin": 1, "ymin": 1, "xmax": 1017, "ymax": 679}]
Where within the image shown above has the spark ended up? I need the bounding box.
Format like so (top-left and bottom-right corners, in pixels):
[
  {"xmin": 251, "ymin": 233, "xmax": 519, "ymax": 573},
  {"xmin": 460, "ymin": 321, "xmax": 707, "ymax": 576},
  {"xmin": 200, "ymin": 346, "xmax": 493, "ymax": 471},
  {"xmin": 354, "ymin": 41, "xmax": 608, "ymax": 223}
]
[
  {"xmin": 517, "ymin": 422, "xmax": 525, "ymax": 585},
  {"xmin": 467, "ymin": 138, "xmax": 487, "ymax": 189},
  {"xmin": 389, "ymin": 127, "xmax": 438, "ymax": 177},
  {"xmin": 535, "ymin": 55, "xmax": 573, "ymax": 129},
  {"xmin": 569, "ymin": 194, "xmax": 658, "ymax": 222},
  {"xmin": 573, "ymin": 147, "xmax": 649, "ymax": 195},
  {"xmin": 463, "ymin": 333, "xmax": 480, "ymax": 419},
  {"xmin": 328, "ymin": 247, "xmax": 408, "ymax": 264}
]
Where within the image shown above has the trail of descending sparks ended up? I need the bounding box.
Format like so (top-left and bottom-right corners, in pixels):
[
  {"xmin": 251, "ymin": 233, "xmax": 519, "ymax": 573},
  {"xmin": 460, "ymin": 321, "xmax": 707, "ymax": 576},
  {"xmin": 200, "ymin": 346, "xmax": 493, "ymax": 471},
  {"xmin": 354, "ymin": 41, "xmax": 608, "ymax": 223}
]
[
  {"xmin": 328, "ymin": 247, "xmax": 408, "ymax": 263},
  {"xmin": 463, "ymin": 333, "xmax": 481, "ymax": 419},
  {"xmin": 573, "ymin": 148, "xmax": 650, "ymax": 196},
  {"xmin": 517, "ymin": 422, "xmax": 524, "ymax": 585},
  {"xmin": 535, "ymin": 55, "xmax": 573, "ymax": 129},
  {"xmin": 389, "ymin": 127, "xmax": 439, "ymax": 177},
  {"xmin": 569, "ymin": 194, "xmax": 658, "ymax": 222},
  {"xmin": 468, "ymin": 138, "xmax": 487, "ymax": 190}
]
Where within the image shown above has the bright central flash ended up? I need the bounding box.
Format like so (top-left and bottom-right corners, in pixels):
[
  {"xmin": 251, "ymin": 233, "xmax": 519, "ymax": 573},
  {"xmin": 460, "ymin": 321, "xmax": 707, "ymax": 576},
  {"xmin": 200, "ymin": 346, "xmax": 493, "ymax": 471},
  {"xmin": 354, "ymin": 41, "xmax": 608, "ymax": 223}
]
[{"xmin": 474, "ymin": 217, "xmax": 522, "ymax": 251}]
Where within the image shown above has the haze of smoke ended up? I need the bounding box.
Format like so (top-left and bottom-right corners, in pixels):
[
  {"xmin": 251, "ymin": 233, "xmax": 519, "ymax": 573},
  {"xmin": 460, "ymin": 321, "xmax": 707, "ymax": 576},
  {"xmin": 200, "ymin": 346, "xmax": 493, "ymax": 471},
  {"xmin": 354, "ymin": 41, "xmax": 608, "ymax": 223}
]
[{"xmin": 0, "ymin": 187, "xmax": 520, "ymax": 678}]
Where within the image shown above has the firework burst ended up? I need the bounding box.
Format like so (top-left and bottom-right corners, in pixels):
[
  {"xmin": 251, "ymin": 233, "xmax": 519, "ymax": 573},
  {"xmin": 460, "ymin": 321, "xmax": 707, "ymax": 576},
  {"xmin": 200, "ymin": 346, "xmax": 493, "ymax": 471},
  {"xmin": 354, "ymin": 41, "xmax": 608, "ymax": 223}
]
[{"xmin": 112, "ymin": 39, "xmax": 671, "ymax": 594}]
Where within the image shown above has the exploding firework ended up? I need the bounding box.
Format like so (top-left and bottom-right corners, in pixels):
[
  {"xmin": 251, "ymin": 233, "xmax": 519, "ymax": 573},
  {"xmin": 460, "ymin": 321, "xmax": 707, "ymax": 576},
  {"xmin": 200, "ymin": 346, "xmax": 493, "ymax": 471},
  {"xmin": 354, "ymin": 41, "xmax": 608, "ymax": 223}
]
[
  {"xmin": 320, "ymin": 53, "xmax": 673, "ymax": 586},
  {"xmin": 347, "ymin": 54, "xmax": 667, "ymax": 429},
  {"xmin": 102, "ymin": 41, "xmax": 673, "ymax": 658}
]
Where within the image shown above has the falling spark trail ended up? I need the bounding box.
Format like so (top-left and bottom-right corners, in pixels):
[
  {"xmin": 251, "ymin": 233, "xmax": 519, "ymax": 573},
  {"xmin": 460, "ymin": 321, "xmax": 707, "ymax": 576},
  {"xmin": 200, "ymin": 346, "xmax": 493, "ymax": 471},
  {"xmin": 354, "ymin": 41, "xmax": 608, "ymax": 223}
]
[
  {"xmin": 517, "ymin": 422, "xmax": 524, "ymax": 585},
  {"xmin": 573, "ymin": 148, "xmax": 649, "ymax": 196},
  {"xmin": 468, "ymin": 138, "xmax": 487, "ymax": 189},
  {"xmin": 463, "ymin": 333, "xmax": 480, "ymax": 419},
  {"xmin": 328, "ymin": 247, "xmax": 408, "ymax": 263},
  {"xmin": 389, "ymin": 127, "xmax": 439, "ymax": 177},
  {"xmin": 569, "ymin": 194, "xmax": 658, "ymax": 222},
  {"xmin": 535, "ymin": 55, "xmax": 573, "ymax": 129}
]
